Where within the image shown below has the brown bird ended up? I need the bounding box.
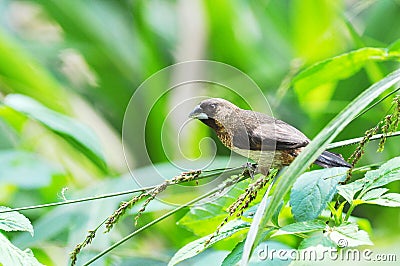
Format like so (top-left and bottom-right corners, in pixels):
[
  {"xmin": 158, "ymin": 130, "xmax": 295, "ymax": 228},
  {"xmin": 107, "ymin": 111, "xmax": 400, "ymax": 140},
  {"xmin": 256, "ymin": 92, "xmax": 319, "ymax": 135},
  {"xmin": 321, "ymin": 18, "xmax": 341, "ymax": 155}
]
[{"xmin": 189, "ymin": 98, "xmax": 351, "ymax": 175}]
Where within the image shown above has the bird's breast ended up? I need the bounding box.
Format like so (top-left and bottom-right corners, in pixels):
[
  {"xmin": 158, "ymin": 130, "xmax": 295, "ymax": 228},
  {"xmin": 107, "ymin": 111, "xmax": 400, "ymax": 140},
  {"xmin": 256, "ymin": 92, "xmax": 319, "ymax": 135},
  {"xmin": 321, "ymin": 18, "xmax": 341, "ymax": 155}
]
[{"xmin": 216, "ymin": 130, "xmax": 233, "ymax": 148}]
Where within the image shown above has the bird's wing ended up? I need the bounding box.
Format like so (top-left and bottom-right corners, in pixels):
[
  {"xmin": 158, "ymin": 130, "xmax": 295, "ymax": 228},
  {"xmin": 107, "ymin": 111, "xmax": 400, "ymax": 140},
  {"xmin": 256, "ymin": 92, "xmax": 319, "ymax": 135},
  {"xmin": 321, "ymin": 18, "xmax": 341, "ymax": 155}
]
[
  {"xmin": 230, "ymin": 110, "xmax": 309, "ymax": 151},
  {"xmin": 247, "ymin": 119, "xmax": 310, "ymax": 151}
]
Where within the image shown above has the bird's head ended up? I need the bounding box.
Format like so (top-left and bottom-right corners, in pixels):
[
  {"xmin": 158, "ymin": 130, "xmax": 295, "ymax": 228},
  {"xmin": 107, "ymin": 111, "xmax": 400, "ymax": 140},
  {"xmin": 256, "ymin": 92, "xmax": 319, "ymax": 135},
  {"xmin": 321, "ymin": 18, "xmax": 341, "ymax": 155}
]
[{"xmin": 189, "ymin": 98, "xmax": 239, "ymax": 122}]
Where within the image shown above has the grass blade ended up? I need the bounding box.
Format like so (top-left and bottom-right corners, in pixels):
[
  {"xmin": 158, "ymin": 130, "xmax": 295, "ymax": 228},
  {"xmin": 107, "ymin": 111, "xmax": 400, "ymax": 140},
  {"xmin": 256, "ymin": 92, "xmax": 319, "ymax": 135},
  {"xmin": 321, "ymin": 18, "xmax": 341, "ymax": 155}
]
[{"xmin": 240, "ymin": 68, "xmax": 400, "ymax": 265}]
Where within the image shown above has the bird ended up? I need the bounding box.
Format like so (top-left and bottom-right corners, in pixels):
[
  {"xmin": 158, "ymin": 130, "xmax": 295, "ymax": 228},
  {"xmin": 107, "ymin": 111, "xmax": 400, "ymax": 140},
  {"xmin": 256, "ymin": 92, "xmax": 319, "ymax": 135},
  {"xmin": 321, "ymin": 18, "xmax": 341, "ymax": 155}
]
[{"xmin": 189, "ymin": 98, "xmax": 351, "ymax": 175}]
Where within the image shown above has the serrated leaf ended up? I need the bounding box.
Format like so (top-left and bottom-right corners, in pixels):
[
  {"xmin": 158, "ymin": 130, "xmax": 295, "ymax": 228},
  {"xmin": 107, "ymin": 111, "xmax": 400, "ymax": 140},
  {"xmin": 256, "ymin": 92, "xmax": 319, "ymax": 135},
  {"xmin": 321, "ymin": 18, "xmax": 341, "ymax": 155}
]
[
  {"xmin": 337, "ymin": 180, "xmax": 364, "ymax": 203},
  {"xmin": 169, "ymin": 219, "xmax": 250, "ymax": 266},
  {"xmin": 327, "ymin": 223, "xmax": 373, "ymax": 247},
  {"xmin": 0, "ymin": 207, "xmax": 33, "ymax": 236},
  {"xmin": 361, "ymin": 188, "xmax": 389, "ymax": 201},
  {"xmin": 273, "ymin": 220, "xmax": 327, "ymax": 237},
  {"xmin": 364, "ymin": 193, "xmax": 400, "ymax": 207},
  {"xmin": 290, "ymin": 167, "xmax": 347, "ymax": 222},
  {"xmin": 298, "ymin": 234, "xmax": 336, "ymax": 249},
  {"xmin": 240, "ymin": 66, "xmax": 400, "ymax": 265},
  {"xmin": 178, "ymin": 180, "xmax": 250, "ymax": 235},
  {"xmin": 363, "ymin": 156, "xmax": 400, "ymax": 190},
  {"xmin": 0, "ymin": 150, "xmax": 60, "ymax": 188},
  {"xmin": 0, "ymin": 233, "xmax": 43, "ymax": 266},
  {"xmin": 3, "ymin": 94, "xmax": 107, "ymax": 172}
]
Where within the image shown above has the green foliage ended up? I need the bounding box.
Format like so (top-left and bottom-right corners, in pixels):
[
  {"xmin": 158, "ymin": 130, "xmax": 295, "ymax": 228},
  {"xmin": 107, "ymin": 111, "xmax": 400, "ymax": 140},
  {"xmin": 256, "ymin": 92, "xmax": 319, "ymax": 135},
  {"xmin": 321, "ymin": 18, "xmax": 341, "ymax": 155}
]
[
  {"xmin": 0, "ymin": 1, "xmax": 399, "ymax": 265},
  {"xmin": 178, "ymin": 179, "xmax": 251, "ymax": 235},
  {"xmin": 0, "ymin": 207, "xmax": 42, "ymax": 265},
  {"xmin": 170, "ymin": 156, "xmax": 400, "ymax": 265},
  {"xmin": 169, "ymin": 219, "xmax": 250, "ymax": 266},
  {"xmin": 0, "ymin": 28, "xmax": 68, "ymax": 112},
  {"xmin": 272, "ymin": 220, "xmax": 327, "ymax": 237},
  {"xmin": 0, "ymin": 150, "xmax": 60, "ymax": 188},
  {"xmin": 2, "ymin": 94, "xmax": 107, "ymax": 172},
  {"xmin": 293, "ymin": 47, "xmax": 400, "ymax": 113},
  {"xmin": 0, "ymin": 207, "xmax": 33, "ymax": 235},
  {"xmin": 224, "ymin": 239, "xmax": 292, "ymax": 266},
  {"xmin": 337, "ymin": 156, "xmax": 400, "ymax": 220},
  {"xmin": 290, "ymin": 167, "xmax": 347, "ymax": 222},
  {"xmin": 326, "ymin": 223, "xmax": 373, "ymax": 247},
  {"xmin": 338, "ymin": 156, "xmax": 400, "ymax": 205},
  {"xmin": 240, "ymin": 69, "xmax": 400, "ymax": 265},
  {"xmin": 293, "ymin": 47, "xmax": 400, "ymax": 89},
  {"xmin": 0, "ymin": 234, "xmax": 43, "ymax": 266},
  {"xmin": 298, "ymin": 234, "xmax": 336, "ymax": 249}
]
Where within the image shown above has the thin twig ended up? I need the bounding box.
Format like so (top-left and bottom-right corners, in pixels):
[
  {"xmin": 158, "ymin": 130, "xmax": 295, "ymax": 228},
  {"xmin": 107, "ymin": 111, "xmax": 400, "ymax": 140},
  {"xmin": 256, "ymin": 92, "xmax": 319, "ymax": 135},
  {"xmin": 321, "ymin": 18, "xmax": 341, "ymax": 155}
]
[
  {"xmin": 0, "ymin": 187, "xmax": 149, "ymax": 214},
  {"xmin": 0, "ymin": 167, "xmax": 244, "ymax": 214},
  {"xmin": 82, "ymin": 175, "xmax": 247, "ymax": 266},
  {"xmin": 2, "ymin": 130, "xmax": 398, "ymax": 215},
  {"xmin": 327, "ymin": 131, "xmax": 400, "ymax": 149},
  {"xmin": 352, "ymin": 87, "xmax": 400, "ymax": 121},
  {"xmin": 70, "ymin": 217, "xmax": 108, "ymax": 266}
]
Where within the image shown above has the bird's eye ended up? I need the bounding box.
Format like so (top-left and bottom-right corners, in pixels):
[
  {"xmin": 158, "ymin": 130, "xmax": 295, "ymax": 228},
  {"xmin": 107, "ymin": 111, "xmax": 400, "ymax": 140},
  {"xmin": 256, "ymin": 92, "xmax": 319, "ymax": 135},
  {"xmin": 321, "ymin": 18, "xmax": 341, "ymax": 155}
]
[{"xmin": 209, "ymin": 104, "xmax": 216, "ymax": 110}]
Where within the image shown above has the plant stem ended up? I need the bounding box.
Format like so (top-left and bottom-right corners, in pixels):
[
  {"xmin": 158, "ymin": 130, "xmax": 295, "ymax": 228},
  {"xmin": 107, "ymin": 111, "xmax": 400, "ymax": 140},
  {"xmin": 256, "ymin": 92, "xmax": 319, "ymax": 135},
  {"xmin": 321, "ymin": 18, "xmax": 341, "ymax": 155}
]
[
  {"xmin": 82, "ymin": 176, "xmax": 247, "ymax": 265},
  {"xmin": 0, "ymin": 167, "xmax": 244, "ymax": 214},
  {"xmin": 3, "ymin": 131, "xmax": 398, "ymax": 215},
  {"xmin": 344, "ymin": 203, "xmax": 356, "ymax": 221},
  {"xmin": 327, "ymin": 131, "xmax": 400, "ymax": 149}
]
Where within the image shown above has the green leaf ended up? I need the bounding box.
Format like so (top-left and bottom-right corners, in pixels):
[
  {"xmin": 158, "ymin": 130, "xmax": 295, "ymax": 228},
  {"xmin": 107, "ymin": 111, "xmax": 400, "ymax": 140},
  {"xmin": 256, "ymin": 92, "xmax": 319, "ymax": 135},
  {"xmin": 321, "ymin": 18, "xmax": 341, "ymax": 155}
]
[
  {"xmin": 293, "ymin": 47, "xmax": 400, "ymax": 113},
  {"xmin": 364, "ymin": 193, "xmax": 400, "ymax": 207},
  {"xmin": 388, "ymin": 38, "xmax": 400, "ymax": 54},
  {"xmin": 298, "ymin": 234, "xmax": 335, "ymax": 249},
  {"xmin": 241, "ymin": 182, "xmax": 274, "ymax": 266},
  {"xmin": 337, "ymin": 180, "xmax": 364, "ymax": 203},
  {"xmin": 0, "ymin": 28, "xmax": 68, "ymax": 112},
  {"xmin": 222, "ymin": 229, "xmax": 274, "ymax": 266},
  {"xmin": 240, "ymin": 68, "xmax": 400, "ymax": 265},
  {"xmin": 168, "ymin": 219, "xmax": 250, "ymax": 266},
  {"xmin": 290, "ymin": 167, "xmax": 347, "ymax": 222},
  {"xmin": 360, "ymin": 188, "xmax": 389, "ymax": 201},
  {"xmin": 327, "ymin": 223, "xmax": 373, "ymax": 247},
  {"xmin": 178, "ymin": 179, "xmax": 250, "ymax": 235},
  {"xmin": 222, "ymin": 239, "xmax": 245, "ymax": 266},
  {"xmin": 273, "ymin": 220, "xmax": 327, "ymax": 237},
  {"xmin": 0, "ymin": 233, "xmax": 43, "ymax": 266},
  {"xmin": 221, "ymin": 240, "xmax": 244, "ymax": 266},
  {"xmin": 363, "ymin": 156, "xmax": 400, "ymax": 190},
  {"xmin": 3, "ymin": 94, "xmax": 107, "ymax": 172},
  {"xmin": 293, "ymin": 47, "xmax": 400, "ymax": 92},
  {"xmin": 0, "ymin": 207, "xmax": 33, "ymax": 236},
  {"xmin": 0, "ymin": 119, "xmax": 19, "ymax": 149},
  {"xmin": 0, "ymin": 150, "xmax": 60, "ymax": 188},
  {"xmin": 271, "ymin": 200, "xmax": 284, "ymax": 227}
]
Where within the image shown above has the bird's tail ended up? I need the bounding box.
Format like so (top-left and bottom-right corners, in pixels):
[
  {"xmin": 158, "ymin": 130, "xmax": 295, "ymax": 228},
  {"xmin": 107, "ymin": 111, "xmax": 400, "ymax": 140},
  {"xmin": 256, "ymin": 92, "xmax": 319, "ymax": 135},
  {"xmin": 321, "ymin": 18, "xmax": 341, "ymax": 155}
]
[{"xmin": 314, "ymin": 151, "xmax": 351, "ymax": 168}]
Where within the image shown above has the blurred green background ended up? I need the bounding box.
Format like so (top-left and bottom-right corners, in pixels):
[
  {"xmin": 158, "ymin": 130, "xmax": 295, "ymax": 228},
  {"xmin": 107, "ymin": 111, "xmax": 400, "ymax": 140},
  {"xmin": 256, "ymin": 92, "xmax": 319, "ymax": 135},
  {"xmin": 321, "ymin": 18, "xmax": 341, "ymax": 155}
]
[{"xmin": 0, "ymin": 0, "xmax": 399, "ymax": 265}]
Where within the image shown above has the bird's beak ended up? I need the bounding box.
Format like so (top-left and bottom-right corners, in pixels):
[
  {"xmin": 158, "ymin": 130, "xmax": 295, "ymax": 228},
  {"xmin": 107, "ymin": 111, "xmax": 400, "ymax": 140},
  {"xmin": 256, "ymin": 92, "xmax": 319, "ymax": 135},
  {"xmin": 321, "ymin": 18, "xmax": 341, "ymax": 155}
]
[{"xmin": 189, "ymin": 105, "xmax": 208, "ymax": 119}]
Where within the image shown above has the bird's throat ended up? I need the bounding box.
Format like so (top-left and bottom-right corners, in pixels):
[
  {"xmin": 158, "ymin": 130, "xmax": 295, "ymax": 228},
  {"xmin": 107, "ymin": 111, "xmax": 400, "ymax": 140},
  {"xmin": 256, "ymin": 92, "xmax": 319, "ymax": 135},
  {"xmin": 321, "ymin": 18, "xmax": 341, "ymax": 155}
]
[
  {"xmin": 200, "ymin": 118, "xmax": 233, "ymax": 148},
  {"xmin": 200, "ymin": 118, "xmax": 221, "ymax": 131}
]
